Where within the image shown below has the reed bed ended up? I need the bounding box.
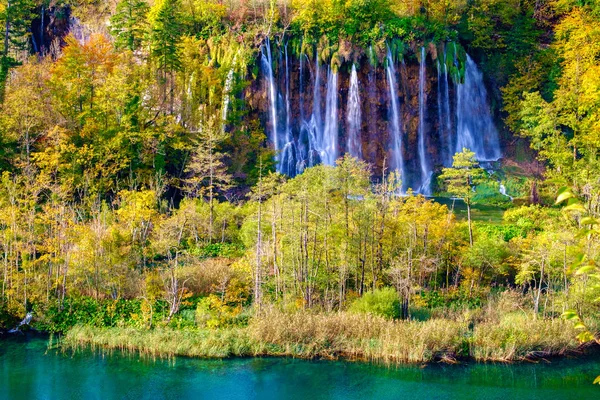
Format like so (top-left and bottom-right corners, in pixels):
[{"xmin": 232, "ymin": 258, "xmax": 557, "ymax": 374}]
[
  {"xmin": 470, "ymin": 314, "xmax": 580, "ymax": 361},
  {"xmin": 249, "ymin": 310, "xmax": 467, "ymax": 363},
  {"xmin": 63, "ymin": 309, "xmax": 583, "ymax": 364},
  {"xmin": 63, "ymin": 325, "xmax": 259, "ymax": 358}
]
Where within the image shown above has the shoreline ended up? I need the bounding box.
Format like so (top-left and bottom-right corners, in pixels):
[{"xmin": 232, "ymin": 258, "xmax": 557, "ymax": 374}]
[
  {"xmin": 58, "ymin": 310, "xmax": 590, "ymax": 365},
  {"xmin": 60, "ymin": 326, "xmax": 596, "ymax": 365}
]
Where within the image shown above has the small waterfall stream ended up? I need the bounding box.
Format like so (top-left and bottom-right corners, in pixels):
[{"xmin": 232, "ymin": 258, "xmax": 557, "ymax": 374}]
[
  {"xmin": 279, "ymin": 43, "xmax": 298, "ymax": 176},
  {"xmin": 8, "ymin": 313, "xmax": 32, "ymax": 333},
  {"xmin": 260, "ymin": 39, "xmax": 279, "ymax": 161},
  {"xmin": 346, "ymin": 64, "xmax": 362, "ymax": 158},
  {"xmin": 455, "ymin": 54, "xmax": 501, "ymax": 161},
  {"xmin": 308, "ymin": 52, "xmax": 323, "ymax": 167},
  {"xmin": 437, "ymin": 46, "xmax": 453, "ymax": 166},
  {"xmin": 321, "ymin": 69, "xmax": 339, "ymax": 166},
  {"xmin": 418, "ymin": 47, "xmax": 432, "ymax": 195},
  {"xmin": 222, "ymin": 54, "xmax": 237, "ymax": 124},
  {"xmin": 386, "ymin": 48, "xmax": 406, "ymax": 192},
  {"xmin": 499, "ymin": 183, "xmax": 513, "ymax": 200}
]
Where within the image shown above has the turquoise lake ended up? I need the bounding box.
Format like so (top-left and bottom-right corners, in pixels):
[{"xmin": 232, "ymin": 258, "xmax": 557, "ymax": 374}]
[{"xmin": 1, "ymin": 336, "xmax": 600, "ymax": 399}]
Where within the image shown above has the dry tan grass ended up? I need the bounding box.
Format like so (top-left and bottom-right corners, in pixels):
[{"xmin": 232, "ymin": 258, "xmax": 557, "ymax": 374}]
[
  {"xmin": 470, "ymin": 313, "xmax": 579, "ymax": 361},
  {"xmin": 249, "ymin": 309, "xmax": 467, "ymax": 363},
  {"xmin": 63, "ymin": 307, "xmax": 582, "ymax": 364}
]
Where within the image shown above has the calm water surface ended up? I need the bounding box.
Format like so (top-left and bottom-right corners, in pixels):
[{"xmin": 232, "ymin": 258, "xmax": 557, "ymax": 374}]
[{"xmin": 1, "ymin": 335, "xmax": 599, "ymax": 399}]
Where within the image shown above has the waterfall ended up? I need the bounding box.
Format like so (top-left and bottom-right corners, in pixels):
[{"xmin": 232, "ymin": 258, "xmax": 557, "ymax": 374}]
[
  {"xmin": 437, "ymin": 46, "xmax": 453, "ymax": 166},
  {"xmin": 367, "ymin": 46, "xmax": 377, "ymax": 159},
  {"xmin": 260, "ymin": 38, "xmax": 280, "ymax": 162},
  {"xmin": 455, "ymin": 54, "xmax": 501, "ymax": 161},
  {"xmin": 321, "ymin": 68, "xmax": 339, "ymax": 166},
  {"xmin": 307, "ymin": 52, "xmax": 323, "ymax": 167},
  {"xmin": 40, "ymin": 6, "xmax": 45, "ymax": 49},
  {"xmin": 8, "ymin": 312, "xmax": 33, "ymax": 333},
  {"xmin": 221, "ymin": 55, "xmax": 237, "ymax": 123},
  {"xmin": 279, "ymin": 42, "xmax": 299, "ymax": 176},
  {"xmin": 297, "ymin": 52, "xmax": 307, "ymax": 173},
  {"xmin": 69, "ymin": 17, "xmax": 89, "ymax": 44},
  {"xmin": 418, "ymin": 47, "xmax": 432, "ymax": 195},
  {"xmin": 437, "ymin": 58, "xmax": 443, "ymax": 159},
  {"xmin": 221, "ymin": 67, "xmax": 234, "ymax": 122},
  {"xmin": 443, "ymin": 50, "xmax": 452, "ymax": 165},
  {"xmin": 346, "ymin": 64, "xmax": 362, "ymax": 158},
  {"xmin": 386, "ymin": 48, "xmax": 406, "ymax": 192},
  {"xmin": 499, "ymin": 183, "xmax": 513, "ymax": 200},
  {"xmin": 257, "ymin": 39, "xmax": 502, "ymax": 184},
  {"xmin": 284, "ymin": 44, "xmax": 291, "ymax": 140}
]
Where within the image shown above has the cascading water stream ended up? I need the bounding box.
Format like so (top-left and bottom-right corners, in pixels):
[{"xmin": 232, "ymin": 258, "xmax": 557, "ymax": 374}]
[
  {"xmin": 346, "ymin": 64, "xmax": 362, "ymax": 158},
  {"xmin": 418, "ymin": 47, "xmax": 432, "ymax": 195},
  {"xmin": 437, "ymin": 46, "xmax": 453, "ymax": 166},
  {"xmin": 437, "ymin": 58, "xmax": 443, "ymax": 160},
  {"xmin": 455, "ymin": 53, "xmax": 501, "ymax": 161},
  {"xmin": 279, "ymin": 42, "xmax": 298, "ymax": 176},
  {"xmin": 8, "ymin": 312, "xmax": 32, "ymax": 333},
  {"xmin": 321, "ymin": 68, "xmax": 339, "ymax": 166},
  {"xmin": 40, "ymin": 6, "xmax": 45, "ymax": 49},
  {"xmin": 386, "ymin": 48, "xmax": 406, "ymax": 192},
  {"xmin": 69, "ymin": 17, "xmax": 88, "ymax": 44},
  {"xmin": 260, "ymin": 38, "xmax": 279, "ymax": 162},
  {"xmin": 499, "ymin": 183, "xmax": 513, "ymax": 200},
  {"xmin": 221, "ymin": 53, "xmax": 238, "ymax": 124},
  {"xmin": 307, "ymin": 52, "xmax": 323, "ymax": 167},
  {"xmin": 297, "ymin": 52, "xmax": 307, "ymax": 173},
  {"xmin": 443, "ymin": 51, "xmax": 452, "ymax": 166},
  {"xmin": 221, "ymin": 68, "xmax": 235, "ymax": 121}
]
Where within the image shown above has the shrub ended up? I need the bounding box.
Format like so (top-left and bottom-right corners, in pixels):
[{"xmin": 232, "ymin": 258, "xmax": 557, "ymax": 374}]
[
  {"xmin": 349, "ymin": 288, "xmax": 400, "ymax": 319},
  {"xmin": 195, "ymin": 294, "xmax": 246, "ymax": 328},
  {"xmin": 0, "ymin": 300, "xmax": 19, "ymax": 330}
]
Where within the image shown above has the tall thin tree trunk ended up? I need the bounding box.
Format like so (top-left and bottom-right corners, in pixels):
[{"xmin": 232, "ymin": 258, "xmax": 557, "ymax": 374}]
[
  {"xmin": 534, "ymin": 260, "xmax": 545, "ymax": 316},
  {"xmin": 3, "ymin": 1, "xmax": 10, "ymax": 58},
  {"xmin": 254, "ymin": 162, "xmax": 263, "ymax": 310},
  {"xmin": 467, "ymin": 201, "xmax": 473, "ymax": 246}
]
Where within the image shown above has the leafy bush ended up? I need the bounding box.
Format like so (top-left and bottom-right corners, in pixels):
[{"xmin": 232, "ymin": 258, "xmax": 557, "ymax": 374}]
[
  {"xmin": 195, "ymin": 294, "xmax": 246, "ymax": 328},
  {"xmin": 192, "ymin": 243, "xmax": 245, "ymax": 259},
  {"xmin": 473, "ymin": 181, "xmax": 512, "ymax": 207},
  {"xmin": 0, "ymin": 300, "xmax": 18, "ymax": 330},
  {"xmin": 32, "ymin": 297, "xmax": 169, "ymax": 333},
  {"xmin": 349, "ymin": 288, "xmax": 400, "ymax": 319},
  {"xmin": 476, "ymin": 223, "xmax": 525, "ymax": 241}
]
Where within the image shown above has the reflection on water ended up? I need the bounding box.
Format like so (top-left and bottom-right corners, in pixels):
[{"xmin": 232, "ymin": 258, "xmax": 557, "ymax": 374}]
[{"xmin": 1, "ymin": 335, "xmax": 599, "ymax": 400}]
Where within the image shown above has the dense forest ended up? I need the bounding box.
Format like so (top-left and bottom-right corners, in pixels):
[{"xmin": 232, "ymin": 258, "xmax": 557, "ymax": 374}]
[{"xmin": 0, "ymin": 0, "xmax": 600, "ymax": 364}]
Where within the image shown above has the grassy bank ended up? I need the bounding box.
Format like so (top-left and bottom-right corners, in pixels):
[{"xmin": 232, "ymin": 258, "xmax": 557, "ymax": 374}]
[{"xmin": 63, "ymin": 309, "xmax": 582, "ymax": 364}]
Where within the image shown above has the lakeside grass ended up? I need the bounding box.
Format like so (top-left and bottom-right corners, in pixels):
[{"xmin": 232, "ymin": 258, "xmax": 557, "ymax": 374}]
[
  {"xmin": 431, "ymin": 197, "xmax": 506, "ymax": 224},
  {"xmin": 63, "ymin": 309, "xmax": 582, "ymax": 364}
]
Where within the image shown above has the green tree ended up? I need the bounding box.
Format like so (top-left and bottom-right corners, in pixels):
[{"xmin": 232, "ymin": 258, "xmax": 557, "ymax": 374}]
[
  {"xmin": 0, "ymin": 0, "xmax": 35, "ymax": 96},
  {"xmin": 110, "ymin": 0, "xmax": 150, "ymax": 51},
  {"xmin": 184, "ymin": 116, "xmax": 232, "ymax": 243},
  {"xmin": 439, "ymin": 148, "xmax": 485, "ymax": 246},
  {"xmin": 148, "ymin": 0, "xmax": 183, "ymax": 113}
]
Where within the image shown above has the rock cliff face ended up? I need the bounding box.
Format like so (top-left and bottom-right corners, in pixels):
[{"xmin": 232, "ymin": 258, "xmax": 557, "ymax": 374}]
[
  {"xmin": 30, "ymin": 6, "xmax": 74, "ymax": 55},
  {"xmin": 247, "ymin": 40, "xmax": 501, "ymax": 193}
]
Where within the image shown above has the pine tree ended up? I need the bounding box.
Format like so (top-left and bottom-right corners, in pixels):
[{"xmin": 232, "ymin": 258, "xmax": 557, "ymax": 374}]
[
  {"xmin": 110, "ymin": 0, "xmax": 149, "ymax": 51},
  {"xmin": 148, "ymin": 0, "xmax": 182, "ymax": 113},
  {"xmin": 0, "ymin": 0, "xmax": 35, "ymax": 97},
  {"xmin": 1, "ymin": 0, "xmax": 34, "ymax": 58}
]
